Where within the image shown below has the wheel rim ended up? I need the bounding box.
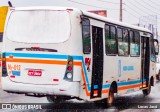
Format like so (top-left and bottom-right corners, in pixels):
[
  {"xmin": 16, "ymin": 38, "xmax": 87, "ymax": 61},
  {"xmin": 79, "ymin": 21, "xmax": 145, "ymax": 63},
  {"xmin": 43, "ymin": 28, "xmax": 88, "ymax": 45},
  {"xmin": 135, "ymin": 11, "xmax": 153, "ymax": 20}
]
[
  {"xmin": 108, "ymin": 89, "xmax": 114, "ymax": 104},
  {"xmin": 147, "ymin": 84, "xmax": 151, "ymax": 93}
]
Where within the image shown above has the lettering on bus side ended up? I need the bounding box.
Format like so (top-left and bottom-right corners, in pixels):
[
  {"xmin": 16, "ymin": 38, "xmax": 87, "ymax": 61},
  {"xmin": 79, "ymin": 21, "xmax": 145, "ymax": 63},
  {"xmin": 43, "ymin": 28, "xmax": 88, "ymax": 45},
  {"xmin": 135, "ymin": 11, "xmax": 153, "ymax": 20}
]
[
  {"xmin": 123, "ymin": 66, "xmax": 134, "ymax": 71},
  {"xmin": 8, "ymin": 64, "xmax": 21, "ymax": 71}
]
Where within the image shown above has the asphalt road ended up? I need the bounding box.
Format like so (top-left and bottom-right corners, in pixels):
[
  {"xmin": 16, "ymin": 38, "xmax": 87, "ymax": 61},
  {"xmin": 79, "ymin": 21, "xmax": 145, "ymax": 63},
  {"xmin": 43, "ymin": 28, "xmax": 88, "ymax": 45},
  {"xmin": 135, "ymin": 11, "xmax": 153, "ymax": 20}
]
[{"xmin": 0, "ymin": 82, "xmax": 160, "ymax": 112}]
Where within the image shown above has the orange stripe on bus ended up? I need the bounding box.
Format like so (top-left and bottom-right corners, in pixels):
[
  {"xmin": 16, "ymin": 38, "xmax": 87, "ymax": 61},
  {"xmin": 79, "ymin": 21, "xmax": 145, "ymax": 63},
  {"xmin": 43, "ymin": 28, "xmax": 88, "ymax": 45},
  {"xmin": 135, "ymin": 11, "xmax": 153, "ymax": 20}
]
[
  {"xmin": 93, "ymin": 89, "xmax": 109, "ymax": 95},
  {"xmin": 73, "ymin": 62, "xmax": 82, "ymax": 66},
  {"xmin": 102, "ymin": 89, "xmax": 109, "ymax": 93},
  {"xmin": 6, "ymin": 58, "xmax": 82, "ymax": 66},
  {"xmin": 6, "ymin": 58, "xmax": 67, "ymax": 65},
  {"xmin": 81, "ymin": 66, "xmax": 90, "ymax": 96},
  {"xmin": 94, "ymin": 89, "xmax": 109, "ymax": 94},
  {"xmin": 118, "ymin": 83, "xmax": 141, "ymax": 90}
]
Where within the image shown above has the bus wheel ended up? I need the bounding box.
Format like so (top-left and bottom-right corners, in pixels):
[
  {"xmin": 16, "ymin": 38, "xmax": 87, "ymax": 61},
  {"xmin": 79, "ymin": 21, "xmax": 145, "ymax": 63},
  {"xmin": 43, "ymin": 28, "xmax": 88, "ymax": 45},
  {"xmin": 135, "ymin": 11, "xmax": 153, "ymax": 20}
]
[
  {"xmin": 47, "ymin": 95, "xmax": 65, "ymax": 103},
  {"xmin": 143, "ymin": 83, "xmax": 151, "ymax": 96},
  {"xmin": 107, "ymin": 86, "xmax": 114, "ymax": 106}
]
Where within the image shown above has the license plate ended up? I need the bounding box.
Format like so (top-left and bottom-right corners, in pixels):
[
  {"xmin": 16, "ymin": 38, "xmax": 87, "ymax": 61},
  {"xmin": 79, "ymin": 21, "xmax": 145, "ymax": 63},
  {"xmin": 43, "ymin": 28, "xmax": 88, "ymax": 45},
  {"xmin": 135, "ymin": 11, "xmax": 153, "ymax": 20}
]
[{"xmin": 28, "ymin": 70, "xmax": 42, "ymax": 76}]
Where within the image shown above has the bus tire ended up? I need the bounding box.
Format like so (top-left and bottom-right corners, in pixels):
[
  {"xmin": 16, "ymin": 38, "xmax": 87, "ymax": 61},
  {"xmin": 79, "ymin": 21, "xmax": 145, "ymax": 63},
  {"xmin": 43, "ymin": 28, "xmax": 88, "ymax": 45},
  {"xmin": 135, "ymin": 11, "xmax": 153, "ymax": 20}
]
[
  {"xmin": 47, "ymin": 95, "xmax": 65, "ymax": 103},
  {"xmin": 94, "ymin": 100, "xmax": 104, "ymax": 106},
  {"xmin": 107, "ymin": 86, "xmax": 114, "ymax": 106},
  {"xmin": 143, "ymin": 83, "xmax": 151, "ymax": 96}
]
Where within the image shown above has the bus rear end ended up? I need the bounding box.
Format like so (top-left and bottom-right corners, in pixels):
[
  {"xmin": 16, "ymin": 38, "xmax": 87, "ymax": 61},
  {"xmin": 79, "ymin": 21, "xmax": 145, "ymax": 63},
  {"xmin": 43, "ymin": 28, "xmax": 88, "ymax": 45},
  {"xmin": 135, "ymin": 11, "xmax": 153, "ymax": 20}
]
[{"xmin": 2, "ymin": 7, "xmax": 82, "ymax": 99}]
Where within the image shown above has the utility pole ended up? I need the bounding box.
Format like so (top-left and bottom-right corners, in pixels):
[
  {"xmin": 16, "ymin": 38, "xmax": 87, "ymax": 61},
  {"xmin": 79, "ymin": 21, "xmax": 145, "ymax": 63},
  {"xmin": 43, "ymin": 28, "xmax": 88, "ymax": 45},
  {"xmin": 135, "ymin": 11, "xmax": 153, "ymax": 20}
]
[{"xmin": 120, "ymin": 0, "xmax": 122, "ymax": 22}]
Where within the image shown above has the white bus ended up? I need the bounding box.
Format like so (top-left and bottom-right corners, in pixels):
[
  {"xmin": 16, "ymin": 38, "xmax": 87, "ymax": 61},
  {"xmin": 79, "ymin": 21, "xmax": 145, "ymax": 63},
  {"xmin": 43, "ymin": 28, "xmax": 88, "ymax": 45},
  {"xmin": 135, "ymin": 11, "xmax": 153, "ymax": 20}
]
[{"xmin": 1, "ymin": 6, "xmax": 159, "ymax": 105}]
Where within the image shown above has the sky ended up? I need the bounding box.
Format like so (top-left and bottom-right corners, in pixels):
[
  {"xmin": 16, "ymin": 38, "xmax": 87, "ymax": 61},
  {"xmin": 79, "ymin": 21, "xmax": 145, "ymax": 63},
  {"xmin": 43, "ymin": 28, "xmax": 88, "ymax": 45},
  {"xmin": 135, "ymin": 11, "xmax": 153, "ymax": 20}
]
[{"xmin": 0, "ymin": 0, "xmax": 160, "ymax": 37}]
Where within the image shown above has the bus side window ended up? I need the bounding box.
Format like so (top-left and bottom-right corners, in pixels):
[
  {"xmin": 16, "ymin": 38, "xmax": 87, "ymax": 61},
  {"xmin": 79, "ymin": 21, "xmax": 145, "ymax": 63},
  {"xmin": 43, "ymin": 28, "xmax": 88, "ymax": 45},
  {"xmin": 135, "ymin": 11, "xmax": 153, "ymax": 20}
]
[
  {"xmin": 118, "ymin": 27, "xmax": 129, "ymax": 56},
  {"xmin": 122, "ymin": 29, "xmax": 129, "ymax": 56},
  {"xmin": 82, "ymin": 18, "xmax": 91, "ymax": 54},
  {"xmin": 105, "ymin": 24, "xmax": 117, "ymax": 55},
  {"xmin": 130, "ymin": 31, "xmax": 140, "ymax": 56}
]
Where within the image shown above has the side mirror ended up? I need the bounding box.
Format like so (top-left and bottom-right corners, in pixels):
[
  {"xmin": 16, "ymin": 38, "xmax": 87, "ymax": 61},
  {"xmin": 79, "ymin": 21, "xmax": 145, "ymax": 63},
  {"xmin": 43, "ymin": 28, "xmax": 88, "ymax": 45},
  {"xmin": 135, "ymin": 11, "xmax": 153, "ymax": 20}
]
[{"xmin": 154, "ymin": 39, "xmax": 159, "ymax": 55}]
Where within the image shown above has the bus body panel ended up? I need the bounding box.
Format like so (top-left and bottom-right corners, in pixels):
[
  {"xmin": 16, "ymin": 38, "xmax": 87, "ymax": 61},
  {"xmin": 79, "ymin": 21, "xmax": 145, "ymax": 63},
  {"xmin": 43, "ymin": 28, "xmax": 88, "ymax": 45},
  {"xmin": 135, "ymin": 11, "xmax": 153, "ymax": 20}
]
[{"xmin": 2, "ymin": 77, "xmax": 80, "ymax": 97}]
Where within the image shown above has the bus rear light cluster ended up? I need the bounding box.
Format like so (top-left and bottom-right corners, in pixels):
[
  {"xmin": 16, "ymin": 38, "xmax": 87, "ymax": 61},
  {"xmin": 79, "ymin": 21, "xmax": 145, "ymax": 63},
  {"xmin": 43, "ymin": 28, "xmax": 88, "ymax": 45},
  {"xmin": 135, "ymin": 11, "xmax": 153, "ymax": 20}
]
[
  {"xmin": 64, "ymin": 55, "xmax": 73, "ymax": 81},
  {"xmin": 2, "ymin": 53, "xmax": 8, "ymax": 77}
]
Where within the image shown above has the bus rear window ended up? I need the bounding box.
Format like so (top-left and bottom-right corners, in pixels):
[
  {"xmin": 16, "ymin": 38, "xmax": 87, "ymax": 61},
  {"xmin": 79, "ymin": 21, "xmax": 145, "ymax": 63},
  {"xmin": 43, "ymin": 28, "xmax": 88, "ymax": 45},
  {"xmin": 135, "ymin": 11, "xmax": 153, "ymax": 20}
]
[{"xmin": 6, "ymin": 10, "xmax": 71, "ymax": 43}]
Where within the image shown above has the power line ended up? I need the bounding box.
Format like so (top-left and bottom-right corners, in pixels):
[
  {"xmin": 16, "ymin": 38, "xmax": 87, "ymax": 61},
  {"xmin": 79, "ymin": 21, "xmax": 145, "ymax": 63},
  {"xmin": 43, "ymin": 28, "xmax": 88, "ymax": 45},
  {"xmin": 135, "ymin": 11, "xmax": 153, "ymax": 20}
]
[
  {"xmin": 124, "ymin": 10, "xmax": 139, "ymax": 19},
  {"xmin": 95, "ymin": 0, "xmax": 121, "ymax": 4},
  {"xmin": 124, "ymin": 4, "xmax": 144, "ymax": 16},
  {"xmin": 125, "ymin": 0, "xmax": 150, "ymax": 16},
  {"xmin": 148, "ymin": 0, "xmax": 160, "ymax": 6},
  {"xmin": 124, "ymin": 10, "xmax": 158, "ymax": 29},
  {"xmin": 125, "ymin": 0, "xmax": 160, "ymax": 20},
  {"xmin": 141, "ymin": 0, "xmax": 160, "ymax": 11},
  {"xmin": 124, "ymin": 9, "xmax": 151, "ymax": 23},
  {"xmin": 125, "ymin": 1, "xmax": 160, "ymax": 22},
  {"xmin": 124, "ymin": 10, "xmax": 145, "ymax": 25},
  {"xmin": 134, "ymin": 0, "xmax": 160, "ymax": 15},
  {"xmin": 67, "ymin": 0, "xmax": 119, "ymax": 10}
]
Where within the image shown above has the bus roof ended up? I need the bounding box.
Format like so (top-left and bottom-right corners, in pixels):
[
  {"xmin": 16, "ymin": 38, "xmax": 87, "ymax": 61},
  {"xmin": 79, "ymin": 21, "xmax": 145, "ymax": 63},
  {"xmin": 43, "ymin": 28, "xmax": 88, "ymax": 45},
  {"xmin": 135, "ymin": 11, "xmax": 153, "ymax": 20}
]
[
  {"xmin": 11, "ymin": 6, "xmax": 151, "ymax": 33},
  {"xmin": 82, "ymin": 10, "xmax": 151, "ymax": 33}
]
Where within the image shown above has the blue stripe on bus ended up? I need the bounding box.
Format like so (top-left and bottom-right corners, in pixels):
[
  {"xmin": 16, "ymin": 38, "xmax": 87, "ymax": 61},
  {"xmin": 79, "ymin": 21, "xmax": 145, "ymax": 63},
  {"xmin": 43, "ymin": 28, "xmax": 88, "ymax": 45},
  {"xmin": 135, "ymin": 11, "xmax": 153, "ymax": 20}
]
[
  {"xmin": 6, "ymin": 52, "xmax": 84, "ymax": 61},
  {"xmin": 117, "ymin": 79, "xmax": 146, "ymax": 86},
  {"xmin": 103, "ymin": 84, "xmax": 111, "ymax": 88},
  {"xmin": 82, "ymin": 59, "xmax": 90, "ymax": 87},
  {"xmin": 5, "ymin": 52, "xmax": 68, "ymax": 59}
]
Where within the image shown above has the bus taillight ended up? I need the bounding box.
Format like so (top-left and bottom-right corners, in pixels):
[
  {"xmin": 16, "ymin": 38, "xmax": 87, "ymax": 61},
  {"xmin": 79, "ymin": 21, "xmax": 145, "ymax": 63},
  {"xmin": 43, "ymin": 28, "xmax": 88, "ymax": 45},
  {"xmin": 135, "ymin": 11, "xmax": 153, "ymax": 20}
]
[
  {"xmin": 67, "ymin": 66, "xmax": 72, "ymax": 71},
  {"xmin": 64, "ymin": 55, "xmax": 73, "ymax": 81},
  {"xmin": 2, "ymin": 53, "xmax": 8, "ymax": 77},
  {"xmin": 2, "ymin": 63, "xmax": 6, "ymax": 67}
]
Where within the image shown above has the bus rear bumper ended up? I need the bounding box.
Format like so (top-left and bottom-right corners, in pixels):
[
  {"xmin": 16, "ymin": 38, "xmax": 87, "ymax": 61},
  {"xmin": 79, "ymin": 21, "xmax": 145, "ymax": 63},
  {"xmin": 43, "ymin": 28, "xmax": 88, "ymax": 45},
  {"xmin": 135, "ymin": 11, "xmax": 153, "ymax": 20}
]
[{"xmin": 1, "ymin": 77, "xmax": 80, "ymax": 97}]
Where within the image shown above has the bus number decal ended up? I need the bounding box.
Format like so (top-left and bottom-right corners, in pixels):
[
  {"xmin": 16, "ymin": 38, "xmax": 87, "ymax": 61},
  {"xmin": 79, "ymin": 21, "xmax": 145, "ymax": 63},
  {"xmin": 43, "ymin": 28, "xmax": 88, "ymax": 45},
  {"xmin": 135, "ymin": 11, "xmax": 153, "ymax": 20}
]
[
  {"xmin": 8, "ymin": 64, "xmax": 21, "ymax": 76},
  {"xmin": 8, "ymin": 64, "xmax": 21, "ymax": 71}
]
